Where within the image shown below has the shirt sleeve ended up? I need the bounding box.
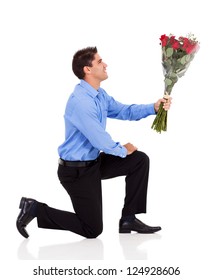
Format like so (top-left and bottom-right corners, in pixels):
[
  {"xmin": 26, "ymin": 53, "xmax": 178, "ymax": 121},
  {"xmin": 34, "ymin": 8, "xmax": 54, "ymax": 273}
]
[
  {"xmin": 106, "ymin": 94, "xmax": 156, "ymax": 120},
  {"xmin": 70, "ymin": 100, "xmax": 128, "ymax": 158}
]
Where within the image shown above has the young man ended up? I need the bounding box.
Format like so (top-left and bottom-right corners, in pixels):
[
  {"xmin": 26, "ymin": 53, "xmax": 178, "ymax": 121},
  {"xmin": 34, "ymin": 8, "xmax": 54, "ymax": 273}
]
[{"xmin": 16, "ymin": 47, "xmax": 171, "ymax": 239}]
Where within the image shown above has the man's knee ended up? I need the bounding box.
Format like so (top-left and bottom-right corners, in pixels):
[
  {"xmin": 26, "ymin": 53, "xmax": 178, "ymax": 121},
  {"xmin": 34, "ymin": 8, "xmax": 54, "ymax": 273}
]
[
  {"xmin": 134, "ymin": 151, "xmax": 150, "ymax": 165},
  {"xmin": 85, "ymin": 225, "xmax": 103, "ymax": 239}
]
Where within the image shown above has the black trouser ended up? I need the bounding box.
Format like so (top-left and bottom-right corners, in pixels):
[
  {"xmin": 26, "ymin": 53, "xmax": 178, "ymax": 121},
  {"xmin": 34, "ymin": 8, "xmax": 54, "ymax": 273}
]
[{"xmin": 37, "ymin": 151, "xmax": 150, "ymax": 238}]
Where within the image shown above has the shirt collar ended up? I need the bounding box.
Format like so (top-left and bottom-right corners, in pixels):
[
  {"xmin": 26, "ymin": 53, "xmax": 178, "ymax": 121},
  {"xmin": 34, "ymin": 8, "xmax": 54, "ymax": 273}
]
[{"xmin": 80, "ymin": 79, "xmax": 99, "ymax": 98}]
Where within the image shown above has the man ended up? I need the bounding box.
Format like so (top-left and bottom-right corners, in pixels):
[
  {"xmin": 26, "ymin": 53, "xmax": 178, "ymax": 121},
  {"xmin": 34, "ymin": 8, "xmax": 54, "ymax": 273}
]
[{"xmin": 16, "ymin": 47, "xmax": 171, "ymax": 239}]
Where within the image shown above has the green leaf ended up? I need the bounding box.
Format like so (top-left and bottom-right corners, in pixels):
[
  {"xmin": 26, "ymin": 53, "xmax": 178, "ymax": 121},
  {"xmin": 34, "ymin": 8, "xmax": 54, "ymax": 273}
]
[
  {"xmin": 185, "ymin": 54, "xmax": 191, "ymax": 62},
  {"xmin": 165, "ymin": 78, "xmax": 172, "ymax": 86},
  {"xmin": 170, "ymin": 72, "xmax": 177, "ymax": 78},
  {"xmin": 166, "ymin": 47, "xmax": 173, "ymax": 57},
  {"xmin": 170, "ymin": 73, "xmax": 178, "ymax": 83},
  {"xmin": 180, "ymin": 55, "xmax": 189, "ymax": 65}
]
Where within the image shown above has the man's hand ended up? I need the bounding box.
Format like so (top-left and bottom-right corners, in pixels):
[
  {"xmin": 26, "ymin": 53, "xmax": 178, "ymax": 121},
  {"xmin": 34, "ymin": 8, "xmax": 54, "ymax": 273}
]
[
  {"xmin": 123, "ymin": 142, "xmax": 138, "ymax": 155},
  {"xmin": 154, "ymin": 97, "xmax": 172, "ymax": 112}
]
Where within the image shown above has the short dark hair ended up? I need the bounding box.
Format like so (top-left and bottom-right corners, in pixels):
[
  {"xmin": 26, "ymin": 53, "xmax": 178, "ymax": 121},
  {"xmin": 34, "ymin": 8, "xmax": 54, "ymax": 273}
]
[{"xmin": 72, "ymin": 47, "xmax": 97, "ymax": 79}]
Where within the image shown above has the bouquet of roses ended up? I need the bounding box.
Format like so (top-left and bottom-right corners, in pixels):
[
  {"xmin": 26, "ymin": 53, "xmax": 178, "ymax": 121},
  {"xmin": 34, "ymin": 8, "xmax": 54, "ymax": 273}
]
[{"xmin": 151, "ymin": 33, "xmax": 200, "ymax": 133}]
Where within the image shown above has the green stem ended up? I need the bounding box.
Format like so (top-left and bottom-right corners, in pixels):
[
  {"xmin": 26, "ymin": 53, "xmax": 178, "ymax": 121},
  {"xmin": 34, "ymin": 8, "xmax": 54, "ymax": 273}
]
[{"xmin": 151, "ymin": 103, "xmax": 168, "ymax": 133}]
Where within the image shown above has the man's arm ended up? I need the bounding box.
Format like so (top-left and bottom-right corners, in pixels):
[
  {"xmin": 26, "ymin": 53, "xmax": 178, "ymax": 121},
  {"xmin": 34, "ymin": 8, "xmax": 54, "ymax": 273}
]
[
  {"xmin": 105, "ymin": 92, "xmax": 172, "ymax": 120},
  {"xmin": 70, "ymin": 101, "xmax": 128, "ymax": 158}
]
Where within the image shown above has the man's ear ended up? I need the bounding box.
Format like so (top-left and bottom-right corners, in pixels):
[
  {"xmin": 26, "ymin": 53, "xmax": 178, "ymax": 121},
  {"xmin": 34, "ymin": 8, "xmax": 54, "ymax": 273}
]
[{"xmin": 83, "ymin": 66, "xmax": 91, "ymax": 75}]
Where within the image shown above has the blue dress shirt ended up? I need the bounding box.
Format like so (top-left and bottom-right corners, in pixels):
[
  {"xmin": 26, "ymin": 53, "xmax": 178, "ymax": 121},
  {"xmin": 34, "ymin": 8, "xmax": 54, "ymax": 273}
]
[{"xmin": 58, "ymin": 80, "xmax": 156, "ymax": 161}]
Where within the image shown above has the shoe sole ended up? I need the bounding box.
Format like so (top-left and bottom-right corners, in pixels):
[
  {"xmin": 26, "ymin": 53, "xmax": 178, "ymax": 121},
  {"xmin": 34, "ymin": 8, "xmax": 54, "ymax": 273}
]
[
  {"xmin": 119, "ymin": 229, "xmax": 161, "ymax": 234},
  {"xmin": 119, "ymin": 229, "xmax": 131, "ymax": 233}
]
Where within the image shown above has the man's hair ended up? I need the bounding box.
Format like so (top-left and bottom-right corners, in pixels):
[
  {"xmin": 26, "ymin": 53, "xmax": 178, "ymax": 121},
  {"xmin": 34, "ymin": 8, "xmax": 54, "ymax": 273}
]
[{"xmin": 72, "ymin": 46, "xmax": 98, "ymax": 79}]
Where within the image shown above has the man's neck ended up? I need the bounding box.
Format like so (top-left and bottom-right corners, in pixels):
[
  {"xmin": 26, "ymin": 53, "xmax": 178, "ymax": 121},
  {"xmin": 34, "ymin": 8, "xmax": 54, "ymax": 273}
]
[{"xmin": 84, "ymin": 78, "xmax": 100, "ymax": 90}]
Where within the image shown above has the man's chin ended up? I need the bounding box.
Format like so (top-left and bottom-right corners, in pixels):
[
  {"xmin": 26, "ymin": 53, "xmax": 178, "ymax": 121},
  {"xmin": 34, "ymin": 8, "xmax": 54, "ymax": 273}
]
[{"xmin": 103, "ymin": 75, "xmax": 108, "ymax": 81}]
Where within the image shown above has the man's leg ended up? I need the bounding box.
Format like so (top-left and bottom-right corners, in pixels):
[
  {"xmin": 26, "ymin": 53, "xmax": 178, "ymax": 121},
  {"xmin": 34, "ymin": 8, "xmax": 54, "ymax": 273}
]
[
  {"xmin": 100, "ymin": 151, "xmax": 161, "ymax": 233},
  {"xmin": 100, "ymin": 151, "xmax": 149, "ymax": 216},
  {"xmin": 17, "ymin": 160, "xmax": 103, "ymax": 238}
]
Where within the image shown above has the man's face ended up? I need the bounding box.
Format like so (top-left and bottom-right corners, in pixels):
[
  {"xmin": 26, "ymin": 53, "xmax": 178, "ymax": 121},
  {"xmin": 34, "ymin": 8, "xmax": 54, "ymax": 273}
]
[{"xmin": 89, "ymin": 53, "xmax": 108, "ymax": 82}]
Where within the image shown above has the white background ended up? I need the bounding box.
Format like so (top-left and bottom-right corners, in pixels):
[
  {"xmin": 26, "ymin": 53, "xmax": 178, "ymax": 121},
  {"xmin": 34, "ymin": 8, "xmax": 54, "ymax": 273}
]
[{"xmin": 1, "ymin": 0, "xmax": 213, "ymax": 279}]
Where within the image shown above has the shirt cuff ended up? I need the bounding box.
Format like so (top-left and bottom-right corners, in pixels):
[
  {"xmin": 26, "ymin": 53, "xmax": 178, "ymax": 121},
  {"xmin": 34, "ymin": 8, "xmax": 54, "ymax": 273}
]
[
  {"xmin": 111, "ymin": 143, "xmax": 128, "ymax": 158},
  {"xmin": 120, "ymin": 146, "xmax": 128, "ymax": 158},
  {"xmin": 147, "ymin": 103, "xmax": 156, "ymax": 115}
]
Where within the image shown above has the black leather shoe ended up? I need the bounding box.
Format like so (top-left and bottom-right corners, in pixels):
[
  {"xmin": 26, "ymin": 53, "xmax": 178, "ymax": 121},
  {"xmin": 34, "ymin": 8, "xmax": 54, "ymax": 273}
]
[
  {"xmin": 119, "ymin": 218, "xmax": 161, "ymax": 234},
  {"xmin": 16, "ymin": 197, "xmax": 37, "ymax": 238}
]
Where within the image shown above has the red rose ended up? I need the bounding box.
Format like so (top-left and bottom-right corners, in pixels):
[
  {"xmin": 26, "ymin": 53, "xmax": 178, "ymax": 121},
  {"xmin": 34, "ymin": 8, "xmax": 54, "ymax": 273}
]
[
  {"xmin": 181, "ymin": 37, "xmax": 198, "ymax": 54},
  {"xmin": 172, "ymin": 41, "xmax": 180, "ymax": 49},
  {"xmin": 186, "ymin": 43, "xmax": 199, "ymax": 54},
  {"xmin": 182, "ymin": 37, "xmax": 190, "ymax": 48},
  {"xmin": 160, "ymin": 34, "xmax": 169, "ymax": 47},
  {"xmin": 170, "ymin": 36, "xmax": 176, "ymax": 44}
]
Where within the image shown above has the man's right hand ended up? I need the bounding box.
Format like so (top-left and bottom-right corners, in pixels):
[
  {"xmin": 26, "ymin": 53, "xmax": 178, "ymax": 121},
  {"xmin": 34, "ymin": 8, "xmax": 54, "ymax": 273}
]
[{"xmin": 123, "ymin": 142, "xmax": 138, "ymax": 155}]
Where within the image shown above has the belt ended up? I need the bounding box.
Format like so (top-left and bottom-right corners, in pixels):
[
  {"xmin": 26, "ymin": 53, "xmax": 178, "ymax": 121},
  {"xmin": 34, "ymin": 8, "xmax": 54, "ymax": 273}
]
[{"xmin": 58, "ymin": 158, "xmax": 99, "ymax": 167}]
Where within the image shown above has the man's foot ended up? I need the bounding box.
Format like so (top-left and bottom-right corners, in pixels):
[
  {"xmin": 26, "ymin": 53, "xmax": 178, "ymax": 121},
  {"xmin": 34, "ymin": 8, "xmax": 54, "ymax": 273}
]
[
  {"xmin": 119, "ymin": 218, "xmax": 161, "ymax": 234},
  {"xmin": 16, "ymin": 197, "xmax": 37, "ymax": 238}
]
